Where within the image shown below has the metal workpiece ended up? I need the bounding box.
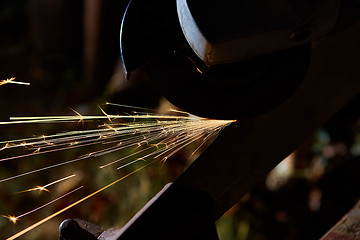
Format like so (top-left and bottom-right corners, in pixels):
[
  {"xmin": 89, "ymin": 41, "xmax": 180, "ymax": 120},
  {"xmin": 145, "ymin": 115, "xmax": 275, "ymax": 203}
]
[
  {"xmin": 104, "ymin": 183, "xmax": 218, "ymax": 240},
  {"xmin": 58, "ymin": 184, "xmax": 219, "ymax": 240}
]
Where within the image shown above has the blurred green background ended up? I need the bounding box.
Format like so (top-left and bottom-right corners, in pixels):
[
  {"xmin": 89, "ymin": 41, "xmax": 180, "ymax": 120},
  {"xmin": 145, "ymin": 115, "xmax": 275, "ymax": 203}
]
[{"xmin": 0, "ymin": 1, "xmax": 359, "ymax": 239}]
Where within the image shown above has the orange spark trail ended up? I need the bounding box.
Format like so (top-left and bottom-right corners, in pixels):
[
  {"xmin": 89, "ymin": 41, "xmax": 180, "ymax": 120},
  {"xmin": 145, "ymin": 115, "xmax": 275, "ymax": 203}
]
[
  {"xmin": 42, "ymin": 174, "xmax": 76, "ymax": 189},
  {"xmin": 16, "ymin": 174, "xmax": 76, "ymax": 194},
  {"xmin": 0, "ymin": 77, "xmax": 30, "ymax": 86},
  {"xmin": 6, "ymin": 162, "xmax": 153, "ymax": 240}
]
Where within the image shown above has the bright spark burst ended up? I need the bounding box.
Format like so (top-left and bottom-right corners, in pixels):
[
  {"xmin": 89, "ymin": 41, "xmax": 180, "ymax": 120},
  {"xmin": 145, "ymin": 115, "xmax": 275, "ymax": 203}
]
[
  {"xmin": 0, "ymin": 77, "xmax": 30, "ymax": 86},
  {"xmin": 17, "ymin": 186, "xmax": 50, "ymax": 193},
  {"xmin": 0, "ymin": 103, "xmax": 235, "ymax": 239},
  {"xmin": 2, "ymin": 215, "xmax": 19, "ymax": 224}
]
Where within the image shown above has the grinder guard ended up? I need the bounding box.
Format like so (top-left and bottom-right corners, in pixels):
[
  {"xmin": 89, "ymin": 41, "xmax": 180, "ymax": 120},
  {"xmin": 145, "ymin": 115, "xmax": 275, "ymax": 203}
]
[{"xmin": 119, "ymin": 0, "xmax": 349, "ymax": 119}]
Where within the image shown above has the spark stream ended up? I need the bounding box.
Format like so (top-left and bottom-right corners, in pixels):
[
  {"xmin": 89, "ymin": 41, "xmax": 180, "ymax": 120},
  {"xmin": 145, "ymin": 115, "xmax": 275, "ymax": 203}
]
[{"xmin": 0, "ymin": 103, "xmax": 234, "ymax": 239}]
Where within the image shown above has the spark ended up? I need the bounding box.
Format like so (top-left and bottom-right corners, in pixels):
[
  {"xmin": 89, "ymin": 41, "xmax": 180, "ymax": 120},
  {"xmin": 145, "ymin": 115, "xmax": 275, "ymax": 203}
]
[
  {"xmin": 16, "ymin": 186, "xmax": 50, "ymax": 194},
  {"xmin": 16, "ymin": 174, "xmax": 76, "ymax": 194},
  {"xmin": 0, "ymin": 103, "xmax": 234, "ymax": 240},
  {"xmin": 68, "ymin": 107, "xmax": 84, "ymax": 124},
  {"xmin": 98, "ymin": 105, "xmax": 112, "ymax": 122},
  {"xmin": 100, "ymin": 144, "xmax": 156, "ymax": 169},
  {"xmin": 0, "ymin": 142, "xmax": 9, "ymax": 151},
  {"xmin": 103, "ymin": 123, "xmax": 118, "ymax": 134},
  {"xmin": 0, "ymin": 119, "xmax": 209, "ymax": 182},
  {"xmin": 42, "ymin": 135, "xmax": 54, "ymax": 146},
  {"xmin": 1, "ymin": 114, "xmax": 193, "ymax": 125},
  {"xmin": 0, "ymin": 77, "xmax": 30, "ymax": 86},
  {"xmin": 32, "ymin": 147, "xmax": 41, "ymax": 154},
  {"xmin": 69, "ymin": 141, "xmax": 79, "ymax": 146},
  {"xmin": 117, "ymin": 158, "xmax": 147, "ymax": 170},
  {"xmin": 154, "ymin": 131, "xmax": 207, "ymax": 163},
  {"xmin": 105, "ymin": 102, "xmax": 157, "ymax": 112},
  {"xmin": 1, "ymin": 215, "xmax": 19, "ymax": 224},
  {"xmin": 169, "ymin": 108, "xmax": 190, "ymax": 116}
]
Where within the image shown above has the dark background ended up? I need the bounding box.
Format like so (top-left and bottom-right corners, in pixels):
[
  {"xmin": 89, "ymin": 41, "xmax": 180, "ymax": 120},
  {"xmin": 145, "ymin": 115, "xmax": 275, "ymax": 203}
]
[{"xmin": 0, "ymin": 1, "xmax": 359, "ymax": 239}]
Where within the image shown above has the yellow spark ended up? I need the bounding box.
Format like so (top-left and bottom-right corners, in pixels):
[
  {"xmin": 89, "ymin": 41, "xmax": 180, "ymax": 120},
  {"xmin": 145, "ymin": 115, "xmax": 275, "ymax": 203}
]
[
  {"xmin": 37, "ymin": 186, "xmax": 49, "ymax": 192},
  {"xmin": 0, "ymin": 77, "xmax": 16, "ymax": 85},
  {"xmin": 169, "ymin": 108, "xmax": 191, "ymax": 116},
  {"xmin": 42, "ymin": 135, "xmax": 54, "ymax": 146},
  {"xmin": 0, "ymin": 77, "xmax": 30, "ymax": 86},
  {"xmin": 68, "ymin": 107, "xmax": 84, "ymax": 124},
  {"xmin": 138, "ymin": 157, "xmax": 148, "ymax": 163},
  {"xmin": 16, "ymin": 174, "xmax": 76, "ymax": 194},
  {"xmin": 32, "ymin": 147, "xmax": 41, "ymax": 154},
  {"xmin": 105, "ymin": 102, "xmax": 156, "ymax": 112},
  {"xmin": 98, "ymin": 105, "xmax": 112, "ymax": 122},
  {"xmin": 100, "ymin": 145, "xmax": 156, "ymax": 169},
  {"xmin": 2, "ymin": 215, "xmax": 19, "ymax": 224},
  {"xmin": 0, "ymin": 142, "xmax": 9, "ymax": 151},
  {"xmin": 103, "ymin": 123, "xmax": 118, "ymax": 134},
  {"xmin": 117, "ymin": 158, "xmax": 148, "ymax": 170},
  {"xmin": 69, "ymin": 141, "xmax": 79, "ymax": 146},
  {"xmin": 1, "ymin": 114, "xmax": 193, "ymax": 125},
  {"xmin": 16, "ymin": 186, "xmax": 50, "ymax": 194}
]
